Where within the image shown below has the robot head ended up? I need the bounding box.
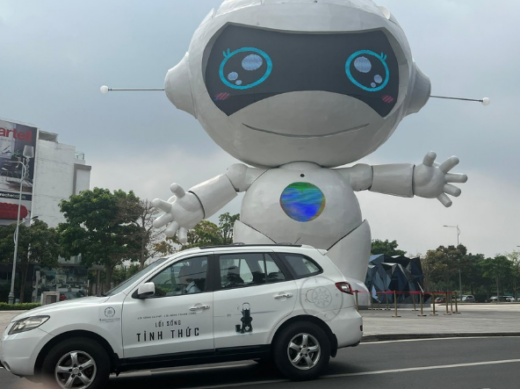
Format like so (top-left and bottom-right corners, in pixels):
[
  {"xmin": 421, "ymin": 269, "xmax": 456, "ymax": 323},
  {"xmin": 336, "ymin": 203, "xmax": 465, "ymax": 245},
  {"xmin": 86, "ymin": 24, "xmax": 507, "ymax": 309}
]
[{"xmin": 165, "ymin": 0, "xmax": 430, "ymax": 168}]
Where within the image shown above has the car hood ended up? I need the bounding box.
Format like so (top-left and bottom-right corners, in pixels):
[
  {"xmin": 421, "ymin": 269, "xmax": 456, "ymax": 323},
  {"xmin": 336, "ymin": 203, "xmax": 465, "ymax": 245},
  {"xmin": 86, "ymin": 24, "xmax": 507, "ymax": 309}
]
[{"xmin": 11, "ymin": 296, "xmax": 111, "ymax": 322}]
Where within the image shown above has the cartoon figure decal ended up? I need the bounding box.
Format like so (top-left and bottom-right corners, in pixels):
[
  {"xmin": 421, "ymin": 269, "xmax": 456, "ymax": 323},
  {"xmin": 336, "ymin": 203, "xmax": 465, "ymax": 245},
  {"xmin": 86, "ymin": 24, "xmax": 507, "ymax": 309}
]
[{"xmin": 235, "ymin": 303, "xmax": 253, "ymax": 334}]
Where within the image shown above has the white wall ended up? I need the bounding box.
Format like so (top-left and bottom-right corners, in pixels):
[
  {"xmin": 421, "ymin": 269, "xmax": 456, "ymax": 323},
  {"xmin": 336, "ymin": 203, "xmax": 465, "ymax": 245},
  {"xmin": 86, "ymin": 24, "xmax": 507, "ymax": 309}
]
[{"xmin": 32, "ymin": 137, "xmax": 91, "ymax": 228}]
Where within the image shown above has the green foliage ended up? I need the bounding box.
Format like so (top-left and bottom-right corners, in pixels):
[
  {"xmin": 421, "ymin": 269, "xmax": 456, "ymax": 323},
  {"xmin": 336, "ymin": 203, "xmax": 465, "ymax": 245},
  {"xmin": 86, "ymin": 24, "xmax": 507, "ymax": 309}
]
[
  {"xmin": 0, "ymin": 219, "xmax": 59, "ymax": 268},
  {"xmin": 371, "ymin": 239, "xmax": 406, "ymax": 256},
  {"xmin": 58, "ymin": 188, "xmax": 143, "ymax": 289},
  {"xmin": 0, "ymin": 219, "xmax": 60, "ymax": 302},
  {"xmin": 218, "ymin": 212, "xmax": 240, "ymax": 245},
  {"xmin": 172, "ymin": 213, "xmax": 240, "ymax": 251},
  {"xmin": 0, "ymin": 302, "xmax": 41, "ymax": 310},
  {"xmin": 480, "ymin": 255, "xmax": 513, "ymax": 296},
  {"xmin": 112, "ymin": 264, "xmax": 141, "ymax": 285},
  {"xmin": 421, "ymin": 245, "xmax": 467, "ymax": 292}
]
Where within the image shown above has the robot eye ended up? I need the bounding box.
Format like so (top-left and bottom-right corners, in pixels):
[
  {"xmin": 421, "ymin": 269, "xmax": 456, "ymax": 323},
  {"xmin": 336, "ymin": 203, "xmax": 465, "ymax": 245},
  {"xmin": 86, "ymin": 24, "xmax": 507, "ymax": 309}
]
[
  {"xmin": 345, "ymin": 50, "xmax": 389, "ymax": 92},
  {"xmin": 219, "ymin": 47, "xmax": 273, "ymax": 90}
]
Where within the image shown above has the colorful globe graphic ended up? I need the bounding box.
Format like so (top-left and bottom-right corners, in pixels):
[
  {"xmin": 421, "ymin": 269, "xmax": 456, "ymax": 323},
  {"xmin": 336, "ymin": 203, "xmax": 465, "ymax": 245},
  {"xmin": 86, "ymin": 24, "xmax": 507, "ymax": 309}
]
[{"xmin": 280, "ymin": 182, "xmax": 326, "ymax": 222}]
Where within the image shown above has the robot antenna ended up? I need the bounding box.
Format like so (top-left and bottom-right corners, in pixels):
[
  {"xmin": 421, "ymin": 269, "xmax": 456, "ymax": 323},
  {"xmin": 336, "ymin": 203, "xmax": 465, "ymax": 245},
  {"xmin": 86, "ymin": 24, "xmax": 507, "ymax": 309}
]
[
  {"xmin": 430, "ymin": 95, "xmax": 490, "ymax": 106},
  {"xmin": 100, "ymin": 85, "xmax": 164, "ymax": 94}
]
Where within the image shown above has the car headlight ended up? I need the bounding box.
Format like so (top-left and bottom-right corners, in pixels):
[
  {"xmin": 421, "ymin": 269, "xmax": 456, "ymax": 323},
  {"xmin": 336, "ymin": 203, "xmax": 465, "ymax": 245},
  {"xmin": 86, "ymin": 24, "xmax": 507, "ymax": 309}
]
[{"xmin": 8, "ymin": 316, "xmax": 50, "ymax": 335}]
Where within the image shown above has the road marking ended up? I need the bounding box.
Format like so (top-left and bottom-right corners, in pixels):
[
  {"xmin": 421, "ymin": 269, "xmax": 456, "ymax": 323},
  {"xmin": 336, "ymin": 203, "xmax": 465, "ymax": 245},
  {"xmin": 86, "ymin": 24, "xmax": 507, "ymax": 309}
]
[
  {"xmin": 178, "ymin": 359, "xmax": 520, "ymax": 389},
  {"xmin": 190, "ymin": 378, "xmax": 288, "ymax": 389},
  {"xmin": 324, "ymin": 359, "xmax": 520, "ymax": 378},
  {"xmin": 361, "ymin": 336, "xmax": 520, "ymax": 345}
]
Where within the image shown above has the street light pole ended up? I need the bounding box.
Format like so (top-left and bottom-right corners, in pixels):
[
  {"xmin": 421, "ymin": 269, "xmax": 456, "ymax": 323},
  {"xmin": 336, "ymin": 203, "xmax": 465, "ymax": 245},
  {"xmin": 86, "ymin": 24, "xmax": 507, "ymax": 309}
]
[
  {"xmin": 443, "ymin": 224, "xmax": 462, "ymax": 297},
  {"xmin": 8, "ymin": 146, "xmax": 34, "ymax": 305}
]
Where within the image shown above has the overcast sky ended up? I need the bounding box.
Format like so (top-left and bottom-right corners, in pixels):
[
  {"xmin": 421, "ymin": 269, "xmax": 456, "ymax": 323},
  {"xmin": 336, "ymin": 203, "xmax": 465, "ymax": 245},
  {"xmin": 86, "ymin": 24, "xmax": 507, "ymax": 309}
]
[{"xmin": 0, "ymin": 0, "xmax": 518, "ymax": 258}]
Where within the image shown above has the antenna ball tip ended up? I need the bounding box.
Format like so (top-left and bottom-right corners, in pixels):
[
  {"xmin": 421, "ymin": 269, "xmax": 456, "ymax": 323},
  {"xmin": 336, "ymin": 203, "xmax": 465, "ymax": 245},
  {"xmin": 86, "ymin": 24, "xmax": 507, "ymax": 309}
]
[
  {"xmin": 482, "ymin": 97, "xmax": 490, "ymax": 106},
  {"xmin": 100, "ymin": 85, "xmax": 109, "ymax": 94}
]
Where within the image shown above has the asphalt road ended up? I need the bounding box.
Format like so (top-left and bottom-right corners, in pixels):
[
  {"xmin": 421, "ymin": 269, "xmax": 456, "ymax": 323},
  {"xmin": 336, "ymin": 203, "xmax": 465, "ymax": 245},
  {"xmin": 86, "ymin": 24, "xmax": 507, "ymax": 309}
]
[{"xmin": 2, "ymin": 337, "xmax": 520, "ymax": 389}]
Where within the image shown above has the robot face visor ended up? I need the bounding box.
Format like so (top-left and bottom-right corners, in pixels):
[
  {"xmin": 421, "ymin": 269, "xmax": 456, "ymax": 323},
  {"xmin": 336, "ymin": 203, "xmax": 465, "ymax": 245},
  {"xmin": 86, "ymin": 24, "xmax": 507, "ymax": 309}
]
[{"xmin": 204, "ymin": 24, "xmax": 400, "ymax": 117}]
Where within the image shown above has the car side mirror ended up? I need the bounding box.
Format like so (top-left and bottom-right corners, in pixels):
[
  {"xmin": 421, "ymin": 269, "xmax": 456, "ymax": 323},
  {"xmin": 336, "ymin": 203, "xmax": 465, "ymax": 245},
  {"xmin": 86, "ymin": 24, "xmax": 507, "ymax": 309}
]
[{"xmin": 136, "ymin": 282, "xmax": 155, "ymax": 299}]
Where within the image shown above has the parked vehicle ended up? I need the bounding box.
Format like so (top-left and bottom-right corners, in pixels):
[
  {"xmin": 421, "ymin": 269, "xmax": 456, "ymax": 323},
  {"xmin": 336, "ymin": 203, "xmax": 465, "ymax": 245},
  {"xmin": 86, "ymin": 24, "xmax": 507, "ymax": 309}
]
[
  {"xmin": 59, "ymin": 291, "xmax": 86, "ymax": 301},
  {"xmin": 489, "ymin": 296, "xmax": 508, "ymax": 302},
  {"xmin": 460, "ymin": 295, "xmax": 475, "ymax": 303},
  {"xmin": 1, "ymin": 244, "xmax": 363, "ymax": 388},
  {"xmin": 435, "ymin": 296, "xmax": 446, "ymax": 303}
]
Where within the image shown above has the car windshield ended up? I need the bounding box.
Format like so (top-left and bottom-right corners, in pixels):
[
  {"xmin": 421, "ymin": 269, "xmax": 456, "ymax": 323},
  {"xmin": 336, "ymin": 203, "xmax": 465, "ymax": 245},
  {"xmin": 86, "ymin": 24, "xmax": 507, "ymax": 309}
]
[{"xmin": 102, "ymin": 258, "xmax": 168, "ymax": 297}]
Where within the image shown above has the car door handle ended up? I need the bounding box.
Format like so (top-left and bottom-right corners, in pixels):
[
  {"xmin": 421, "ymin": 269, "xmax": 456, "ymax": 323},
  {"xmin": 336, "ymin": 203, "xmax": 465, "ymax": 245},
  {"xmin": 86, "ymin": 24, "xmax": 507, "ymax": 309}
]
[
  {"xmin": 189, "ymin": 304, "xmax": 210, "ymax": 311},
  {"xmin": 274, "ymin": 293, "xmax": 293, "ymax": 299}
]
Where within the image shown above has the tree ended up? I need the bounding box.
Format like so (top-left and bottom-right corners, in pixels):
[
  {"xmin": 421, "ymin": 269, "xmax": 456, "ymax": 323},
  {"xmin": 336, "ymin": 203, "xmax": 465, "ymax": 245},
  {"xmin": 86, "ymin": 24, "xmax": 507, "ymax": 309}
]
[
  {"xmin": 462, "ymin": 253, "xmax": 486, "ymax": 295},
  {"xmin": 0, "ymin": 219, "xmax": 59, "ymax": 303},
  {"xmin": 218, "ymin": 212, "xmax": 240, "ymax": 245},
  {"xmin": 371, "ymin": 239, "xmax": 406, "ymax": 256},
  {"xmin": 171, "ymin": 220, "xmax": 222, "ymax": 251},
  {"xmin": 58, "ymin": 188, "xmax": 142, "ymax": 291},
  {"xmin": 481, "ymin": 255, "xmax": 513, "ymax": 297},
  {"xmin": 170, "ymin": 213, "xmax": 240, "ymax": 251},
  {"xmin": 129, "ymin": 199, "xmax": 170, "ymax": 269},
  {"xmin": 506, "ymin": 251, "xmax": 520, "ymax": 300},
  {"xmin": 421, "ymin": 245, "xmax": 467, "ymax": 293}
]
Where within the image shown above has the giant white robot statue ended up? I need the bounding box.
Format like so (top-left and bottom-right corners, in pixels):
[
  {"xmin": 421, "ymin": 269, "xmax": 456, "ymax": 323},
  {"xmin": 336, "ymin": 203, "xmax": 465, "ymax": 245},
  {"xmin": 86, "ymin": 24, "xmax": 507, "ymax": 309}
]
[{"xmin": 152, "ymin": 0, "xmax": 468, "ymax": 293}]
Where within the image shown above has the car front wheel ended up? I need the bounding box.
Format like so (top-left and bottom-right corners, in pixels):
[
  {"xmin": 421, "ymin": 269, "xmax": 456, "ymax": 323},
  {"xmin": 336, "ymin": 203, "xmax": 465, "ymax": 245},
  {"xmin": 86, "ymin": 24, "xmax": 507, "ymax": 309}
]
[
  {"xmin": 273, "ymin": 322, "xmax": 330, "ymax": 381},
  {"xmin": 41, "ymin": 337, "xmax": 110, "ymax": 389}
]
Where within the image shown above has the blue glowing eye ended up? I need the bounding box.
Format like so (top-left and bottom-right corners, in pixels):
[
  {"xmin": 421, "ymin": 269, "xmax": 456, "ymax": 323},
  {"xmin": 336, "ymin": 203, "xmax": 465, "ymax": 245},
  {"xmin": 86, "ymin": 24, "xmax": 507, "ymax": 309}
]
[
  {"xmin": 219, "ymin": 47, "xmax": 272, "ymax": 90},
  {"xmin": 346, "ymin": 50, "xmax": 389, "ymax": 92},
  {"xmin": 242, "ymin": 54, "xmax": 263, "ymax": 71},
  {"xmin": 354, "ymin": 57, "xmax": 372, "ymax": 73}
]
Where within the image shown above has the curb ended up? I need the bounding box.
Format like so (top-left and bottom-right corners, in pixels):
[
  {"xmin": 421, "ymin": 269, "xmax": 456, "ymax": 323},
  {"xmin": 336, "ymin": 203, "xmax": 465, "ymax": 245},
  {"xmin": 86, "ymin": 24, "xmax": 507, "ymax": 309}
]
[{"xmin": 362, "ymin": 332, "xmax": 520, "ymax": 342}]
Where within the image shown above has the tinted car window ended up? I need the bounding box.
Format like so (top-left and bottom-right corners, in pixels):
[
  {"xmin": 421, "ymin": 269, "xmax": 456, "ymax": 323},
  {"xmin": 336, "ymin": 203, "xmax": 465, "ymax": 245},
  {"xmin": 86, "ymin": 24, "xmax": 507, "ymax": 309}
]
[
  {"xmin": 148, "ymin": 256, "xmax": 208, "ymax": 297},
  {"xmin": 105, "ymin": 258, "xmax": 167, "ymax": 296},
  {"xmin": 279, "ymin": 253, "xmax": 322, "ymax": 278},
  {"xmin": 218, "ymin": 253, "xmax": 286, "ymax": 289}
]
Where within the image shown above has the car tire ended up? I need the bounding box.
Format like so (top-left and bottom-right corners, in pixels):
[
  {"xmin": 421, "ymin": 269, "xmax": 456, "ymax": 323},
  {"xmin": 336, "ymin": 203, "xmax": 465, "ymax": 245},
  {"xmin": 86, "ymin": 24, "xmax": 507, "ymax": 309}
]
[
  {"xmin": 41, "ymin": 337, "xmax": 110, "ymax": 389},
  {"xmin": 272, "ymin": 322, "xmax": 330, "ymax": 381}
]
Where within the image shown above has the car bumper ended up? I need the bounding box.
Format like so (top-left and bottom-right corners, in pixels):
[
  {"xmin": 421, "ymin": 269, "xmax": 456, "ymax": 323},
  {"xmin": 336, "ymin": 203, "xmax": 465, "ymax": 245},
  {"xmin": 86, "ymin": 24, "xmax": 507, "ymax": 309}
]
[
  {"xmin": 0, "ymin": 327, "xmax": 52, "ymax": 376},
  {"xmin": 330, "ymin": 308, "xmax": 363, "ymax": 348}
]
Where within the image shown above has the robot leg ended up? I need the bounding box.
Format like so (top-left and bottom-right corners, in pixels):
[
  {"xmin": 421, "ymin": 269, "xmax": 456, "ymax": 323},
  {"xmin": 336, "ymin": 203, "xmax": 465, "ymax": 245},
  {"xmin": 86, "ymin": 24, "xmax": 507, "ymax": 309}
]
[{"xmin": 327, "ymin": 220, "xmax": 371, "ymax": 307}]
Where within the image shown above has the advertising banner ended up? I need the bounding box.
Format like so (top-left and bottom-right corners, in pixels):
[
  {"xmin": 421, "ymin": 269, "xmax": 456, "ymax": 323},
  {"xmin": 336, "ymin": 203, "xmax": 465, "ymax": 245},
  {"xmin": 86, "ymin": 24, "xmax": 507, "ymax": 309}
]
[{"xmin": 0, "ymin": 118, "xmax": 38, "ymax": 226}]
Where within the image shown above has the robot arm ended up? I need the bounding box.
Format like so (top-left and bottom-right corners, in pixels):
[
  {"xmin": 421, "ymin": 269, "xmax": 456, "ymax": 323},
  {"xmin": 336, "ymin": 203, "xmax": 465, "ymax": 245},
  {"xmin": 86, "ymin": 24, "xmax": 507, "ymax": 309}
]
[
  {"xmin": 153, "ymin": 164, "xmax": 265, "ymax": 241},
  {"xmin": 339, "ymin": 151, "xmax": 468, "ymax": 207}
]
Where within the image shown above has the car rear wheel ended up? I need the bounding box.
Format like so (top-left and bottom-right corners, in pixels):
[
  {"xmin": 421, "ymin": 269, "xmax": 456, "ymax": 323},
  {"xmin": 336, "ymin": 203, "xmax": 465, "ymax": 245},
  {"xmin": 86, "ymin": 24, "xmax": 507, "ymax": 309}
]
[
  {"xmin": 273, "ymin": 322, "xmax": 330, "ymax": 381},
  {"xmin": 41, "ymin": 337, "xmax": 110, "ymax": 389}
]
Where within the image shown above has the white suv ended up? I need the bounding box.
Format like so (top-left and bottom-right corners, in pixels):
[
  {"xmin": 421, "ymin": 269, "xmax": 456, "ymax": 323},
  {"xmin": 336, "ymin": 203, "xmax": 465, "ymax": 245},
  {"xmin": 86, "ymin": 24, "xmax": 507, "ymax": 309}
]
[{"xmin": 0, "ymin": 244, "xmax": 363, "ymax": 388}]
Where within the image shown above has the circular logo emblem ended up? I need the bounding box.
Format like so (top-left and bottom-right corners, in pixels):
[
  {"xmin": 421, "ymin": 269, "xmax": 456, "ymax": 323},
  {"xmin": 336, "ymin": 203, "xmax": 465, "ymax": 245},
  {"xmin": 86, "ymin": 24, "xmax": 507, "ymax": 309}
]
[
  {"xmin": 280, "ymin": 182, "xmax": 326, "ymax": 222},
  {"xmin": 104, "ymin": 307, "xmax": 115, "ymax": 318},
  {"xmin": 301, "ymin": 276, "xmax": 343, "ymax": 321},
  {"xmin": 310, "ymin": 287, "xmax": 333, "ymax": 308}
]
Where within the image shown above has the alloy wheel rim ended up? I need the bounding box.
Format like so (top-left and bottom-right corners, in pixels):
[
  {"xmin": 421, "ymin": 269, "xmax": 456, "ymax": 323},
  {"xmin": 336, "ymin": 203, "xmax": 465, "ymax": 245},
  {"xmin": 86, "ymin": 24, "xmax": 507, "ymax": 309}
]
[
  {"xmin": 54, "ymin": 350, "xmax": 97, "ymax": 389},
  {"xmin": 286, "ymin": 332, "xmax": 321, "ymax": 370}
]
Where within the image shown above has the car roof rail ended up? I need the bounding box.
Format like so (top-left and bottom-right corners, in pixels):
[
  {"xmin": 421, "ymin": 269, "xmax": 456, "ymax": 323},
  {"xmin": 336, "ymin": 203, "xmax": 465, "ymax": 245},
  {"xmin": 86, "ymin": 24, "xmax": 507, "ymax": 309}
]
[{"xmin": 200, "ymin": 243, "xmax": 302, "ymax": 249}]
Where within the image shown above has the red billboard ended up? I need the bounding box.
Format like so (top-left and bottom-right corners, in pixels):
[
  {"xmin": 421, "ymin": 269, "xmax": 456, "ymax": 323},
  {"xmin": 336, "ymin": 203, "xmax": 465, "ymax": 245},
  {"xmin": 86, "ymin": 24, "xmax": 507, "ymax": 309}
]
[{"xmin": 0, "ymin": 119, "xmax": 38, "ymax": 226}]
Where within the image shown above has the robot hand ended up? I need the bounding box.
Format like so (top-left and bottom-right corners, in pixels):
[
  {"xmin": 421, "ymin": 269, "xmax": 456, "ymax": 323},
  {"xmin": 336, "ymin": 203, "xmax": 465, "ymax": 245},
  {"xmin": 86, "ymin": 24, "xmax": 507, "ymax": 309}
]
[
  {"xmin": 413, "ymin": 151, "xmax": 468, "ymax": 207},
  {"xmin": 152, "ymin": 183, "xmax": 204, "ymax": 242}
]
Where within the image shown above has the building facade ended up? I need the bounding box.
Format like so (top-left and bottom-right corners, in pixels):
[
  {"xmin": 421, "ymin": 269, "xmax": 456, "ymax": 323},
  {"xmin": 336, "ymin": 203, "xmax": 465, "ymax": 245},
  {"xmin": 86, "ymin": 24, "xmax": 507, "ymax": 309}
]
[{"xmin": 0, "ymin": 122, "xmax": 92, "ymax": 302}]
